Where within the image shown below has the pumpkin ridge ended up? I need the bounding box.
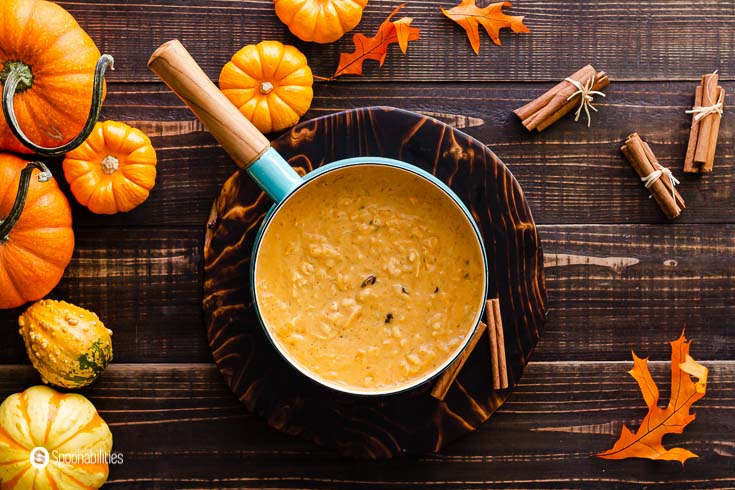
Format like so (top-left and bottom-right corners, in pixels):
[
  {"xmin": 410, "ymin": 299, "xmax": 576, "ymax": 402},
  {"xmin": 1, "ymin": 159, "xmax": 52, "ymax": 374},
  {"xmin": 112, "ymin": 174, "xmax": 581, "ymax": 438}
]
[
  {"xmin": 0, "ymin": 464, "xmax": 30, "ymax": 487},
  {"xmin": 14, "ymin": 0, "xmax": 39, "ymax": 62},
  {"xmin": 308, "ymin": 7, "xmax": 322, "ymax": 40},
  {"xmin": 0, "ymin": 425, "xmax": 30, "ymax": 452},
  {"xmin": 4, "ymin": 234, "xmax": 70, "ymax": 270},
  {"xmin": 56, "ymin": 467, "xmax": 100, "ymax": 490},
  {"xmin": 86, "ymin": 183, "xmax": 113, "ymax": 215},
  {"xmin": 17, "ymin": 391, "xmax": 34, "ymax": 447},
  {"xmin": 275, "ymin": 0, "xmax": 301, "ymax": 27},
  {"xmin": 267, "ymin": 45, "xmax": 288, "ymax": 88},
  {"xmin": 46, "ymin": 473, "xmax": 60, "ymax": 490},
  {"xmin": 222, "ymin": 62, "xmax": 254, "ymax": 88},
  {"xmin": 25, "ymin": 80, "xmax": 82, "ymax": 131},
  {"xmin": 112, "ymin": 165, "xmax": 150, "ymax": 194},
  {"xmin": 4, "ymin": 249, "xmax": 64, "ymax": 303},
  {"xmin": 8, "ymin": 94, "xmax": 41, "ymax": 149},
  {"xmin": 23, "ymin": 89, "xmax": 69, "ymax": 146},
  {"xmin": 0, "ymin": 457, "xmax": 28, "ymax": 467},
  {"xmin": 335, "ymin": 0, "xmax": 367, "ymax": 30},
  {"xmin": 266, "ymin": 92, "xmax": 298, "ymax": 126},
  {"xmin": 3, "ymin": 182, "xmax": 67, "ymax": 228},
  {"xmin": 32, "ymin": 22, "xmax": 96, "ymax": 76},
  {"xmin": 273, "ymin": 85, "xmax": 312, "ymax": 111},
  {"xmin": 101, "ymin": 120, "xmax": 128, "ymax": 155},
  {"xmin": 234, "ymin": 47, "xmax": 263, "ymax": 81},
  {"xmin": 43, "ymin": 392, "xmax": 64, "ymax": 446},
  {"xmin": 50, "ymin": 413, "xmax": 105, "ymax": 453},
  {"xmin": 62, "ymin": 157, "xmax": 97, "ymax": 186},
  {"xmin": 0, "ymin": 254, "xmax": 25, "ymax": 306}
]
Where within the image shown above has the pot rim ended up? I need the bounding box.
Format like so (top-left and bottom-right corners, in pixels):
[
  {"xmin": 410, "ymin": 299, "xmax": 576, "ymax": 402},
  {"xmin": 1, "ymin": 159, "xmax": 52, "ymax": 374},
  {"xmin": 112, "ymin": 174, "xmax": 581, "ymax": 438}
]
[{"xmin": 250, "ymin": 157, "xmax": 489, "ymax": 397}]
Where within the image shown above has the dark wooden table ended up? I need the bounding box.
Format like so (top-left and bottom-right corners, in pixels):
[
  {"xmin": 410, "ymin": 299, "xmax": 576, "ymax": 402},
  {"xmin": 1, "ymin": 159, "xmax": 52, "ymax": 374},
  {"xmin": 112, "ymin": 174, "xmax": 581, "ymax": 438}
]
[{"xmin": 1, "ymin": 0, "xmax": 734, "ymax": 488}]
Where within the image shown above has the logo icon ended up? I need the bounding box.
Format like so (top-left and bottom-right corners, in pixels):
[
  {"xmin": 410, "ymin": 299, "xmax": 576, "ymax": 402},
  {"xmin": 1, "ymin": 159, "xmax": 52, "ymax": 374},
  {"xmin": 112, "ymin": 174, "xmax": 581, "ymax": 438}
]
[{"xmin": 29, "ymin": 447, "xmax": 49, "ymax": 469}]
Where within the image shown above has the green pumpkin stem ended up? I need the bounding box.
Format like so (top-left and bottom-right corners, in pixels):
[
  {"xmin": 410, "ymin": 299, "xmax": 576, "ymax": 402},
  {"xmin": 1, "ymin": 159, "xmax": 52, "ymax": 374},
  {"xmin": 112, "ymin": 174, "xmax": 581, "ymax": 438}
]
[
  {"xmin": 0, "ymin": 162, "xmax": 51, "ymax": 242},
  {"xmin": 1, "ymin": 54, "xmax": 114, "ymax": 157}
]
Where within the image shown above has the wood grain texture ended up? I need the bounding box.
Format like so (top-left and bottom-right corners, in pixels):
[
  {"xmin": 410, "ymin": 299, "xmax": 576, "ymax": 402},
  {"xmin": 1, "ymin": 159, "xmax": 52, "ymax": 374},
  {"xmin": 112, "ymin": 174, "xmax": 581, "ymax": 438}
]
[
  {"xmin": 0, "ymin": 224, "xmax": 731, "ymax": 364},
  {"xmin": 0, "ymin": 0, "xmax": 730, "ymax": 486},
  {"xmin": 0, "ymin": 361, "xmax": 731, "ymax": 488},
  {"xmin": 202, "ymin": 107, "xmax": 545, "ymax": 457},
  {"xmin": 58, "ymin": 0, "xmax": 735, "ymax": 82},
  {"xmin": 539, "ymin": 224, "xmax": 735, "ymax": 363},
  {"xmin": 65, "ymin": 81, "xmax": 735, "ymax": 228},
  {"xmin": 0, "ymin": 228, "xmax": 205, "ymax": 364}
]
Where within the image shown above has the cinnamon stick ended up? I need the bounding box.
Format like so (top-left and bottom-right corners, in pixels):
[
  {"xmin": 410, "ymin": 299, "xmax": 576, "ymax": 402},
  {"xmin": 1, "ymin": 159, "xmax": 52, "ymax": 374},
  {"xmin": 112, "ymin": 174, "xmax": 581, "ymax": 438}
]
[
  {"xmin": 642, "ymin": 140, "xmax": 685, "ymax": 211},
  {"xmin": 683, "ymin": 85, "xmax": 703, "ymax": 173},
  {"xmin": 684, "ymin": 73, "xmax": 726, "ymax": 173},
  {"xmin": 514, "ymin": 65, "xmax": 609, "ymax": 132},
  {"xmin": 694, "ymin": 73, "xmax": 719, "ymax": 165},
  {"xmin": 621, "ymin": 133, "xmax": 685, "ymax": 220},
  {"xmin": 488, "ymin": 299, "xmax": 509, "ymax": 389},
  {"xmin": 514, "ymin": 65, "xmax": 595, "ymax": 121},
  {"xmin": 536, "ymin": 72, "xmax": 610, "ymax": 132},
  {"xmin": 703, "ymin": 88, "xmax": 725, "ymax": 172},
  {"xmin": 430, "ymin": 321, "xmax": 488, "ymax": 400},
  {"xmin": 487, "ymin": 306, "xmax": 501, "ymax": 390}
]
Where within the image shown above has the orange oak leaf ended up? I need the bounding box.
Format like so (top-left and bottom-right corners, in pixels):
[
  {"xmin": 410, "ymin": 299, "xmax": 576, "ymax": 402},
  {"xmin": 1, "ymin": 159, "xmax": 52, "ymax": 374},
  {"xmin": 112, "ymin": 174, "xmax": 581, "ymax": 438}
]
[
  {"xmin": 334, "ymin": 5, "xmax": 420, "ymax": 78},
  {"xmin": 392, "ymin": 17, "xmax": 414, "ymax": 54},
  {"xmin": 440, "ymin": 0, "xmax": 529, "ymax": 55},
  {"xmin": 597, "ymin": 331, "xmax": 708, "ymax": 463}
]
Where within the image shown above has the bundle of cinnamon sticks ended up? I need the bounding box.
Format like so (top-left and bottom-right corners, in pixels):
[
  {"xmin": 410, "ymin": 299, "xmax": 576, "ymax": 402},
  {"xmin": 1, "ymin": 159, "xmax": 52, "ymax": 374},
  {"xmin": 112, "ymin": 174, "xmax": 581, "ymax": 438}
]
[
  {"xmin": 430, "ymin": 298, "xmax": 508, "ymax": 400},
  {"xmin": 621, "ymin": 133, "xmax": 685, "ymax": 220},
  {"xmin": 684, "ymin": 72, "xmax": 726, "ymax": 173},
  {"xmin": 514, "ymin": 65, "xmax": 610, "ymax": 132}
]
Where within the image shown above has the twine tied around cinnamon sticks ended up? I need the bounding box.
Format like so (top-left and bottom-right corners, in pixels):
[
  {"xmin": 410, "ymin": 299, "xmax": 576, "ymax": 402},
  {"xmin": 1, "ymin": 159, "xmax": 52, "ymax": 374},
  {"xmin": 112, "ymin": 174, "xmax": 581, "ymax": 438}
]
[
  {"xmin": 641, "ymin": 165, "xmax": 680, "ymax": 202},
  {"xmin": 621, "ymin": 133, "xmax": 685, "ymax": 220},
  {"xmin": 686, "ymin": 88, "xmax": 724, "ymax": 122},
  {"xmin": 564, "ymin": 76, "xmax": 606, "ymax": 127},
  {"xmin": 684, "ymin": 71, "xmax": 726, "ymax": 173},
  {"xmin": 430, "ymin": 298, "xmax": 508, "ymax": 400},
  {"xmin": 514, "ymin": 65, "xmax": 609, "ymax": 132}
]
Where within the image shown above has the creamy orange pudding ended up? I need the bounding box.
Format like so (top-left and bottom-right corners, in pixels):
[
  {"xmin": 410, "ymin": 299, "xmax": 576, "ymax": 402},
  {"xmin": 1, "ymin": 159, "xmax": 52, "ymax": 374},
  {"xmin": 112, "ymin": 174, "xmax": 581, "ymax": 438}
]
[{"xmin": 254, "ymin": 165, "xmax": 486, "ymax": 393}]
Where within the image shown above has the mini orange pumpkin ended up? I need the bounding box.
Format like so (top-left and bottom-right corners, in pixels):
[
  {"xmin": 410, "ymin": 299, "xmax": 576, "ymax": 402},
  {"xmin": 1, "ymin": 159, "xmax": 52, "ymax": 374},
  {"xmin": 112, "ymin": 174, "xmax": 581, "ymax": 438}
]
[
  {"xmin": 0, "ymin": 155, "xmax": 74, "ymax": 310},
  {"xmin": 63, "ymin": 121, "xmax": 157, "ymax": 215},
  {"xmin": 0, "ymin": 0, "xmax": 106, "ymax": 154},
  {"xmin": 274, "ymin": 0, "xmax": 369, "ymax": 44},
  {"xmin": 220, "ymin": 41, "xmax": 313, "ymax": 134}
]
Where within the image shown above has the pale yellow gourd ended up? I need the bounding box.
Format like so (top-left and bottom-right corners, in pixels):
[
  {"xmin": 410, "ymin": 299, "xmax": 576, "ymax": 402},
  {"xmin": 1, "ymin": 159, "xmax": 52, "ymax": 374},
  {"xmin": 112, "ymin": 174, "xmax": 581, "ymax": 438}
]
[{"xmin": 0, "ymin": 385, "xmax": 112, "ymax": 489}]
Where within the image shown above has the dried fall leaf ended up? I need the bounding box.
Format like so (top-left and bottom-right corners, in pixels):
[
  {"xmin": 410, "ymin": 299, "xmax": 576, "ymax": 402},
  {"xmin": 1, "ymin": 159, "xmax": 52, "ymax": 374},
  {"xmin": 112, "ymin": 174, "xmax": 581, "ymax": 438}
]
[
  {"xmin": 597, "ymin": 331, "xmax": 708, "ymax": 463},
  {"xmin": 392, "ymin": 17, "xmax": 414, "ymax": 54},
  {"xmin": 334, "ymin": 5, "xmax": 420, "ymax": 78},
  {"xmin": 440, "ymin": 0, "xmax": 529, "ymax": 55}
]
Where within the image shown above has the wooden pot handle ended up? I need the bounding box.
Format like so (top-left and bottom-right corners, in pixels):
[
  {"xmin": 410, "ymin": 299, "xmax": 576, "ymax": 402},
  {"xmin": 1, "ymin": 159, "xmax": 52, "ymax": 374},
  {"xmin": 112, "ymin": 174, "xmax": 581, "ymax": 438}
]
[{"xmin": 148, "ymin": 39, "xmax": 270, "ymax": 169}]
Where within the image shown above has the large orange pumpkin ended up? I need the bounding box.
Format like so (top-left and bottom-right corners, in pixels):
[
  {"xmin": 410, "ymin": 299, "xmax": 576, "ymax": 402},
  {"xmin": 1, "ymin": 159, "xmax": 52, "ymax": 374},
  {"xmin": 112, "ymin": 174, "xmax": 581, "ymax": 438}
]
[
  {"xmin": 274, "ymin": 0, "xmax": 369, "ymax": 44},
  {"xmin": 0, "ymin": 154, "xmax": 74, "ymax": 309},
  {"xmin": 0, "ymin": 0, "xmax": 105, "ymax": 154}
]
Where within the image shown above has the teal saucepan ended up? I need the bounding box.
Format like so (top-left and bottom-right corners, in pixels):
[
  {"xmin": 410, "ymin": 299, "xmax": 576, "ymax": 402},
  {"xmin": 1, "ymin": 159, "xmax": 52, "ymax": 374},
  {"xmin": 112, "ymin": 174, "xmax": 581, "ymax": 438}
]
[{"xmin": 149, "ymin": 40, "xmax": 489, "ymax": 396}]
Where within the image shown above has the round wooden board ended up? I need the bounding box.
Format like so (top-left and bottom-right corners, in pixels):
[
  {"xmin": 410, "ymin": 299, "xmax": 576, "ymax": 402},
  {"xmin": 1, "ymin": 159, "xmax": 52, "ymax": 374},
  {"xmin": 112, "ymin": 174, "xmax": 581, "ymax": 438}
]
[{"xmin": 203, "ymin": 107, "xmax": 546, "ymax": 458}]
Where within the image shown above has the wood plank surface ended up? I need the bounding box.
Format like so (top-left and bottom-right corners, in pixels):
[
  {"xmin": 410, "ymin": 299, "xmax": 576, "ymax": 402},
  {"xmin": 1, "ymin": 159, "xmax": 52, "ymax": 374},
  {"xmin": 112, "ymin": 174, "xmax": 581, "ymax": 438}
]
[
  {"xmin": 1, "ymin": 1, "xmax": 733, "ymax": 486},
  {"xmin": 58, "ymin": 0, "xmax": 735, "ymax": 82},
  {"xmin": 0, "ymin": 229, "xmax": 206, "ymax": 364},
  {"xmin": 56, "ymin": 80, "xmax": 733, "ymax": 228},
  {"xmin": 0, "ymin": 362, "xmax": 730, "ymax": 488},
  {"xmin": 0, "ymin": 224, "xmax": 731, "ymax": 363}
]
